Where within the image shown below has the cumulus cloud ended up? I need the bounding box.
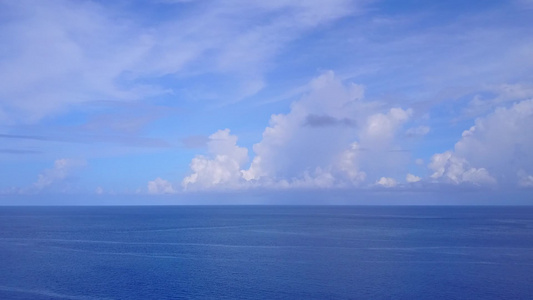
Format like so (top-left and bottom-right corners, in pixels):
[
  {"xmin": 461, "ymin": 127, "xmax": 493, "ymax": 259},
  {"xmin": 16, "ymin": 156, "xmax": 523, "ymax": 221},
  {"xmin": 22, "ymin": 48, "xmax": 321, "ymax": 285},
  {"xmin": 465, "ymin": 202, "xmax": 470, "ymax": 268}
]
[
  {"xmin": 182, "ymin": 129, "xmax": 249, "ymax": 190},
  {"xmin": 429, "ymin": 151, "xmax": 496, "ymax": 185},
  {"xmin": 148, "ymin": 178, "xmax": 176, "ymax": 194},
  {"xmin": 406, "ymin": 173, "xmax": 421, "ymax": 183},
  {"xmin": 242, "ymin": 71, "xmax": 368, "ymax": 183},
  {"xmin": 178, "ymin": 76, "xmax": 533, "ymax": 192},
  {"xmin": 183, "ymin": 71, "xmax": 412, "ymax": 190},
  {"xmin": 360, "ymin": 108, "xmax": 412, "ymax": 147},
  {"xmin": 335, "ymin": 142, "xmax": 367, "ymax": 184},
  {"xmin": 429, "ymin": 99, "xmax": 533, "ymax": 186},
  {"xmin": 376, "ymin": 177, "xmax": 397, "ymax": 188},
  {"xmin": 34, "ymin": 158, "xmax": 86, "ymax": 190}
]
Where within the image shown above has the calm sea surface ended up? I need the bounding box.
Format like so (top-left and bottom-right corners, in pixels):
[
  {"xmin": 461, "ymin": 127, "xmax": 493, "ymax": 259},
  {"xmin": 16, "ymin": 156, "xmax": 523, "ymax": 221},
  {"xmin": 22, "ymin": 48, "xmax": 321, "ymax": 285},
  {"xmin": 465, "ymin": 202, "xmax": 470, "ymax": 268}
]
[{"xmin": 0, "ymin": 206, "xmax": 532, "ymax": 299}]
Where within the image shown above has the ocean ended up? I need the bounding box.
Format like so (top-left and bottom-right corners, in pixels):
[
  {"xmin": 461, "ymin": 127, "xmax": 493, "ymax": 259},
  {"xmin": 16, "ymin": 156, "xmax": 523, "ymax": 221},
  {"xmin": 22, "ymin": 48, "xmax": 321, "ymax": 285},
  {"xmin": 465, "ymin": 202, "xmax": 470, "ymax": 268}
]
[{"xmin": 0, "ymin": 206, "xmax": 532, "ymax": 299}]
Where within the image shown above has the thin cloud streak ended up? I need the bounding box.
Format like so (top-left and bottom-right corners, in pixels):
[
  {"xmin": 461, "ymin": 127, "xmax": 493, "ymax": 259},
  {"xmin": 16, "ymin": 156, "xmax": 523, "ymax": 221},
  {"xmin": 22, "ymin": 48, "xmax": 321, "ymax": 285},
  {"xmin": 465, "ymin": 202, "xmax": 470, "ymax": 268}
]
[
  {"xmin": 0, "ymin": 133, "xmax": 170, "ymax": 148},
  {"xmin": 0, "ymin": 149, "xmax": 42, "ymax": 155}
]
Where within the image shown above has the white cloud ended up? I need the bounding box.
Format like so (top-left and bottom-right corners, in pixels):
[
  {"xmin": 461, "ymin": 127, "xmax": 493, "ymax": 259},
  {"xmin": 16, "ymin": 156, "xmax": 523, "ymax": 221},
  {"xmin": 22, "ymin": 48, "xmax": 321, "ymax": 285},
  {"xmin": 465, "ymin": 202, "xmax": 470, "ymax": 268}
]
[
  {"xmin": 184, "ymin": 71, "xmax": 413, "ymax": 190},
  {"xmin": 462, "ymin": 84, "xmax": 533, "ymax": 118},
  {"xmin": 429, "ymin": 98, "xmax": 533, "ymax": 186},
  {"xmin": 429, "ymin": 151, "xmax": 496, "ymax": 185},
  {"xmin": 182, "ymin": 129, "xmax": 249, "ymax": 190},
  {"xmin": 406, "ymin": 173, "xmax": 421, "ymax": 183},
  {"xmin": 242, "ymin": 71, "xmax": 410, "ymax": 187},
  {"xmin": 336, "ymin": 142, "xmax": 367, "ymax": 184},
  {"xmin": 360, "ymin": 108, "xmax": 412, "ymax": 147},
  {"xmin": 284, "ymin": 168, "xmax": 337, "ymax": 189},
  {"xmin": 242, "ymin": 71, "xmax": 367, "ymax": 183},
  {"xmin": 34, "ymin": 158, "xmax": 86, "ymax": 189},
  {"xmin": 0, "ymin": 0, "xmax": 362, "ymax": 124},
  {"xmin": 0, "ymin": 1, "xmax": 154, "ymax": 123},
  {"xmin": 147, "ymin": 178, "xmax": 176, "ymax": 194},
  {"xmin": 429, "ymin": 151, "xmax": 453, "ymax": 179},
  {"xmin": 376, "ymin": 177, "xmax": 397, "ymax": 188}
]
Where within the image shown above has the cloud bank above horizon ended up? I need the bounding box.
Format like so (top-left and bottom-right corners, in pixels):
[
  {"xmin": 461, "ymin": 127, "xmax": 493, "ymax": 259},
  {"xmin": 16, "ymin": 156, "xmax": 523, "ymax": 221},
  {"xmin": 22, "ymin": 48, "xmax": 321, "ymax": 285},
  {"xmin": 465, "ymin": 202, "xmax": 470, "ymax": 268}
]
[{"xmin": 163, "ymin": 71, "xmax": 533, "ymax": 193}]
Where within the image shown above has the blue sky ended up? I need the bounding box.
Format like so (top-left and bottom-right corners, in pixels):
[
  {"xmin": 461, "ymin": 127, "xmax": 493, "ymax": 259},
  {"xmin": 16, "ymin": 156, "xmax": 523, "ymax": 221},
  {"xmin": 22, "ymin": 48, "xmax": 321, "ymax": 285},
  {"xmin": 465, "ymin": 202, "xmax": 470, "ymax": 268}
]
[{"xmin": 1, "ymin": 0, "xmax": 533, "ymax": 204}]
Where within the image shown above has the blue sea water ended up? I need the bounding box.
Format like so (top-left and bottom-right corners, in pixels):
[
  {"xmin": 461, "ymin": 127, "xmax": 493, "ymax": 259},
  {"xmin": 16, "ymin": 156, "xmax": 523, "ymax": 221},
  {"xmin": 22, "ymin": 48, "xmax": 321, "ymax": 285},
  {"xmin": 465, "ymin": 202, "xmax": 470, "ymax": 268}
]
[{"xmin": 0, "ymin": 206, "xmax": 532, "ymax": 299}]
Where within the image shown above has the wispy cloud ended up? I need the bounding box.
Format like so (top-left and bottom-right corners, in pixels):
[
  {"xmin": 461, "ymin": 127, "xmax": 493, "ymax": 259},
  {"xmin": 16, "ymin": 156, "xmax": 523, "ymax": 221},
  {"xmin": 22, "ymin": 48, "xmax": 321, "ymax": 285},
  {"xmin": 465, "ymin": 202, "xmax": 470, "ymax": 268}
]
[
  {"xmin": 0, "ymin": 0, "xmax": 364, "ymax": 124},
  {"xmin": 34, "ymin": 158, "xmax": 87, "ymax": 190},
  {"xmin": 0, "ymin": 132, "xmax": 169, "ymax": 148},
  {"xmin": 0, "ymin": 134, "xmax": 51, "ymax": 141},
  {"xmin": 0, "ymin": 149, "xmax": 42, "ymax": 155}
]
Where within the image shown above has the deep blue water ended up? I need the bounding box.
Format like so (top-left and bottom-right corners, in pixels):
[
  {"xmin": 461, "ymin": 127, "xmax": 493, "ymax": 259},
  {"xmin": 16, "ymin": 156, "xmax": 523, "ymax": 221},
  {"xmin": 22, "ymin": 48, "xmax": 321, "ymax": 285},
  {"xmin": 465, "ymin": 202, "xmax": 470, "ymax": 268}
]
[{"xmin": 0, "ymin": 206, "xmax": 532, "ymax": 299}]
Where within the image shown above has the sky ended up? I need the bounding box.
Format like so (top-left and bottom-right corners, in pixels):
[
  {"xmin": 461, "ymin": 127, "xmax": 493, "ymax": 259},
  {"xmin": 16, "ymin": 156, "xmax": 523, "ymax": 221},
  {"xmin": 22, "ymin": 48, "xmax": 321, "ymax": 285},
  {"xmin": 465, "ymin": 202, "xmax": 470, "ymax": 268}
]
[{"xmin": 1, "ymin": 0, "xmax": 533, "ymax": 205}]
